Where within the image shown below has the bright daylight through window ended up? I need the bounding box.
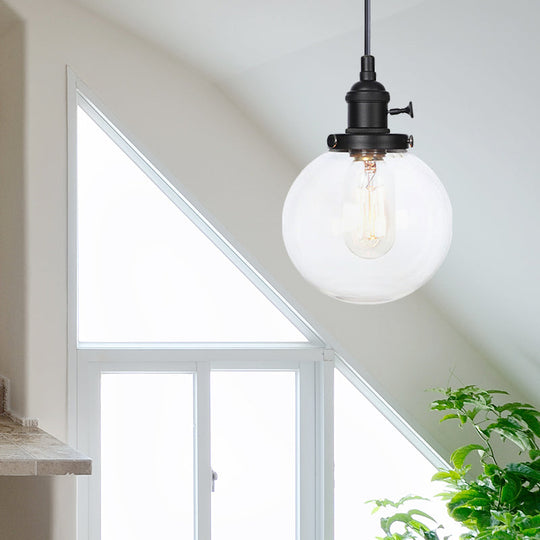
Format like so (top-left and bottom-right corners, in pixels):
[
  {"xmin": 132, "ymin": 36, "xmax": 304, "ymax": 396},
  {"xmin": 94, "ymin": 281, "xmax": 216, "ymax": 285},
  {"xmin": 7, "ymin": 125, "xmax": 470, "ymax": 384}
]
[
  {"xmin": 334, "ymin": 369, "xmax": 462, "ymax": 539},
  {"xmin": 211, "ymin": 371, "xmax": 296, "ymax": 540},
  {"xmin": 77, "ymin": 106, "xmax": 307, "ymax": 344},
  {"xmin": 101, "ymin": 373, "xmax": 194, "ymax": 540},
  {"xmin": 73, "ymin": 87, "xmax": 452, "ymax": 540}
]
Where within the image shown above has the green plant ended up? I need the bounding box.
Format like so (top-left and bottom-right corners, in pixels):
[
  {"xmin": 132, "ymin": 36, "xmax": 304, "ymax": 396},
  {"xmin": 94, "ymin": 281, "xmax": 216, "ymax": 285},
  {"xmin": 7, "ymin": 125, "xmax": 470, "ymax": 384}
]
[
  {"xmin": 370, "ymin": 385, "xmax": 540, "ymax": 539},
  {"xmin": 369, "ymin": 495, "xmax": 446, "ymax": 539}
]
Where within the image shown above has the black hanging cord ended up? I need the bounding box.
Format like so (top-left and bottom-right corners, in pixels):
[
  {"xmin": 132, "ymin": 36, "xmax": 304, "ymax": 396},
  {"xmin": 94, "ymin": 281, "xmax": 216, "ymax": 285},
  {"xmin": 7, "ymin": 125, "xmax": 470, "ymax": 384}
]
[{"xmin": 364, "ymin": 0, "xmax": 371, "ymax": 56}]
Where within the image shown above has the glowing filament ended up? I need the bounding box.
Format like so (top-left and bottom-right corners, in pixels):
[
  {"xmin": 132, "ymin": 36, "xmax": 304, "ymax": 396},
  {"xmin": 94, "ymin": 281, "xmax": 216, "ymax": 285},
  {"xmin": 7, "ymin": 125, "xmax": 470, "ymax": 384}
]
[{"xmin": 342, "ymin": 157, "xmax": 395, "ymax": 259}]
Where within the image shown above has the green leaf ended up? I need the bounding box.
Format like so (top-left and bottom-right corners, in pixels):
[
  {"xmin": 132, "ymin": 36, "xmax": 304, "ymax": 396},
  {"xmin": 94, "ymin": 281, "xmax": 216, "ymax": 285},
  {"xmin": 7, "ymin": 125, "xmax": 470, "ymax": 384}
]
[
  {"xmin": 448, "ymin": 489, "xmax": 480, "ymax": 509},
  {"xmin": 490, "ymin": 424, "xmax": 533, "ymax": 451},
  {"xmin": 450, "ymin": 444, "xmax": 486, "ymax": 469},
  {"xmin": 366, "ymin": 495, "xmax": 429, "ymax": 509},
  {"xmin": 500, "ymin": 475, "xmax": 521, "ymax": 504},
  {"xmin": 381, "ymin": 512, "xmax": 416, "ymax": 533},
  {"xmin": 408, "ymin": 509, "xmax": 437, "ymax": 522},
  {"xmin": 484, "ymin": 463, "xmax": 501, "ymax": 476},
  {"xmin": 439, "ymin": 413, "xmax": 459, "ymax": 423},
  {"xmin": 450, "ymin": 506, "xmax": 473, "ymax": 521},
  {"xmin": 467, "ymin": 497, "xmax": 492, "ymax": 508},
  {"xmin": 431, "ymin": 470, "xmax": 463, "ymax": 482},
  {"xmin": 506, "ymin": 462, "xmax": 540, "ymax": 483},
  {"xmin": 431, "ymin": 471, "xmax": 451, "ymax": 481},
  {"xmin": 497, "ymin": 402, "xmax": 527, "ymax": 413},
  {"xmin": 431, "ymin": 400, "xmax": 453, "ymax": 411},
  {"xmin": 513, "ymin": 409, "xmax": 540, "ymax": 438},
  {"xmin": 397, "ymin": 495, "xmax": 430, "ymax": 506},
  {"xmin": 466, "ymin": 407, "xmax": 482, "ymax": 421},
  {"xmin": 518, "ymin": 513, "xmax": 540, "ymax": 530}
]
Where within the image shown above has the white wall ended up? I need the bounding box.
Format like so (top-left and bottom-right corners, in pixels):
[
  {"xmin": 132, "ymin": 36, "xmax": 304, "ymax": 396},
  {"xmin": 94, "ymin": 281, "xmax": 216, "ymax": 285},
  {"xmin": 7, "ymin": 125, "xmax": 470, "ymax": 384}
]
[
  {"xmin": 0, "ymin": 0, "xmax": 525, "ymax": 537},
  {"xmin": 0, "ymin": 12, "xmax": 26, "ymax": 417}
]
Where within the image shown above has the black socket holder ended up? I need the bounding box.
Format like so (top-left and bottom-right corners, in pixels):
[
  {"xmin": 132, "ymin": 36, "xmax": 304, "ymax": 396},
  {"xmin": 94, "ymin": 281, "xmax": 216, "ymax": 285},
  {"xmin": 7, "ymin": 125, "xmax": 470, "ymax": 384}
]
[{"xmin": 327, "ymin": 56, "xmax": 412, "ymax": 153}]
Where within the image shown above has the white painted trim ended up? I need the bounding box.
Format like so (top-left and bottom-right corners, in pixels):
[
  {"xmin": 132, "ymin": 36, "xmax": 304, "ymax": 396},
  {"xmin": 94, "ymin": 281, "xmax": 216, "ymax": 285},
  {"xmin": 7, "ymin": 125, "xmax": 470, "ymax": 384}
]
[
  {"xmin": 297, "ymin": 361, "xmax": 316, "ymax": 540},
  {"xmin": 195, "ymin": 361, "xmax": 211, "ymax": 540},
  {"xmin": 81, "ymin": 359, "xmax": 198, "ymax": 374},
  {"xmin": 66, "ymin": 66, "xmax": 79, "ymax": 448},
  {"xmin": 317, "ymin": 351, "xmax": 334, "ymax": 540},
  {"xmin": 78, "ymin": 354, "xmax": 321, "ymax": 540},
  {"xmin": 77, "ymin": 358, "xmax": 102, "ymax": 540},
  {"xmin": 77, "ymin": 341, "xmax": 320, "ymax": 350},
  {"xmin": 67, "ymin": 66, "xmax": 87, "ymax": 540},
  {"xmin": 77, "ymin": 348, "xmax": 322, "ymax": 364}
]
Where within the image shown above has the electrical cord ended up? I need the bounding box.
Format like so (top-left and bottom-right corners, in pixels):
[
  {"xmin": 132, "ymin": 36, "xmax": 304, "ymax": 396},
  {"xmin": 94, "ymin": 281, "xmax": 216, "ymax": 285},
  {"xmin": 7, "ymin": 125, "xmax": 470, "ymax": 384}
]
[{"xmin": 364, "ymin": 0, "xmax": 371, "ymax": 56}]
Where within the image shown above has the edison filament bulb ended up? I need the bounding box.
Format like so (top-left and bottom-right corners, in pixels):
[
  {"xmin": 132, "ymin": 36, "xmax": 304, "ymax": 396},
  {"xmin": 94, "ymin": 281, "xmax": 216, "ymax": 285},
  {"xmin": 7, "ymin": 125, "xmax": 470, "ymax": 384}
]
[{"xmin": 342, "ymin": 152, "xmax": 395, "ymax": 259}]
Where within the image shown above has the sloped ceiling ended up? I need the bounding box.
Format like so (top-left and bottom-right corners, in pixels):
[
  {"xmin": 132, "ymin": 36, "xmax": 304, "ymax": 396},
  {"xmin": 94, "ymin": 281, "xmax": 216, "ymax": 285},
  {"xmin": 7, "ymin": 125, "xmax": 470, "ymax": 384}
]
[
  {"xmin": 67, "ymin": 0, "xmax": 428, "ymax": 78},
  {"xmin": 70, "ymin": 0, "xmax": 540, "ymax": 401}
]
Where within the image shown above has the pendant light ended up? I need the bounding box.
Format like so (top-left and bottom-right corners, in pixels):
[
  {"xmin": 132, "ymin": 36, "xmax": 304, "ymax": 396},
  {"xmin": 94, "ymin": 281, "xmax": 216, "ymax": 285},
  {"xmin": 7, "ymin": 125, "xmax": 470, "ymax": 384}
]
[{"xmin": 282, "ymin": 0, "xmax": 452, "ymax": 304}]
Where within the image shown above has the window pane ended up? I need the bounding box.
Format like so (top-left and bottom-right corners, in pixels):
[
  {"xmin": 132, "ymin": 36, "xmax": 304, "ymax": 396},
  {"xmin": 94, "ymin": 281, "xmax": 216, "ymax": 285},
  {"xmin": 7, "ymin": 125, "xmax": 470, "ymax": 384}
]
[
  {"xmin": 334, "ymin": 369, "xmax": 460, "ymax": 539},
  {"xmin": 77, "ymin": 107, "xmax": 307, "ymax": 343},
  {"xmin": 101, "ymin": 373, "xmax": 194, "ymax": 540},
  {"xmin": 211, "ymin": 371, "xmax": 296, "ymax": 540}
]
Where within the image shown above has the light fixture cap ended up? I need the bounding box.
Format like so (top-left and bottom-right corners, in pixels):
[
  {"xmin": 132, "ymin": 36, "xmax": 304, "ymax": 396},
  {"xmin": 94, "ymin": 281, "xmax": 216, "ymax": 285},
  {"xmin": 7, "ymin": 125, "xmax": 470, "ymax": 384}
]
[{"xmin": 327, "ymin": 55, "xmax": 412, "ymax": 153}]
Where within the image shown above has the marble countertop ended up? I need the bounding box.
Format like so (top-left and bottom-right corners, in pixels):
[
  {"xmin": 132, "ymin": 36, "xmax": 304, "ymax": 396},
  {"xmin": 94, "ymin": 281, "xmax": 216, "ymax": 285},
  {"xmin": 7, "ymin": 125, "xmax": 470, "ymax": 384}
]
[{"xmin": 0, "ymin": 415, "xmax": 92, "ymax": 476}]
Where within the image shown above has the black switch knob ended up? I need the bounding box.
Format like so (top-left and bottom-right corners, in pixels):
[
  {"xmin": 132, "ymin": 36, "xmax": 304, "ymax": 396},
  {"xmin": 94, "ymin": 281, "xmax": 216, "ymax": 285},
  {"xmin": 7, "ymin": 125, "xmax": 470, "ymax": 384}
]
[{"xmin": 389, "ymin": 101, "xmax": 414, "ymax": 118}]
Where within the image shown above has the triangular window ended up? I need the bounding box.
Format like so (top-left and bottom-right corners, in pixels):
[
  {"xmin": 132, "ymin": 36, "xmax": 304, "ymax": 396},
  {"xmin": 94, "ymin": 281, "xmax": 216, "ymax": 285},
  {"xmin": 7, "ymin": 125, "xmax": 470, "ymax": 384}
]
[{"xmin": 76, "ymin": 104, "xmax": 312, "ymax": 344}]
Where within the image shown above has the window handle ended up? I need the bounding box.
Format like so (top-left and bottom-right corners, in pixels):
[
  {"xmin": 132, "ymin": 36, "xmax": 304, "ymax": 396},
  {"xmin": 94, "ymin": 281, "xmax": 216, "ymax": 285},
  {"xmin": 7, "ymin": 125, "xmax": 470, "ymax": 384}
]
[{"xmin": 211, "ymin": 470, "xmax": 218, "ymax": 492}]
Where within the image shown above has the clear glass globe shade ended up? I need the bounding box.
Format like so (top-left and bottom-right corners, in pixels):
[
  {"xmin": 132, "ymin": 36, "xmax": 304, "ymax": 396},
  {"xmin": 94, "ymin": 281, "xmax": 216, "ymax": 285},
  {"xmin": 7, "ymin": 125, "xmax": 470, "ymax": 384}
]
[{"xmin": 282, "ymin": 151, "xmax": 452, "ymax": 304}]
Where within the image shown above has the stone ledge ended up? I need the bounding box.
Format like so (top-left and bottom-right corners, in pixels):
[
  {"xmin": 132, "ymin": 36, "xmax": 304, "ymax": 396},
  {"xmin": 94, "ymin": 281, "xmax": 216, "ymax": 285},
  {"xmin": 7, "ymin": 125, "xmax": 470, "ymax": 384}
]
[
  {"xmin": 0, "ymin": 377, "xmax": 92, "ymax": 476},
  {"xmin": 0, "ymin": 415, "xmax": 92, "ymax": 476}
]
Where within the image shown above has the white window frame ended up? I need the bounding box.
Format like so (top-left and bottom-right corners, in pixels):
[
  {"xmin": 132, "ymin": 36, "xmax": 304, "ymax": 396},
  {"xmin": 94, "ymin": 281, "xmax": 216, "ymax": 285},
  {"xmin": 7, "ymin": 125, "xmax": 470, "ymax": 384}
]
[
  {"xmin": 77, "ymin": 349, "xmax": 332, "ymax": 540},
  {"xmin": 70, "ymin": 76, "xmax": 322, "ymax": 352},
  {"xmin": 67, "ymin": 70, "xmax": 333, "ymax": 540},
  {"xmin": 66, "ymin": 68, "xmax": 447, "ymax": 540}
]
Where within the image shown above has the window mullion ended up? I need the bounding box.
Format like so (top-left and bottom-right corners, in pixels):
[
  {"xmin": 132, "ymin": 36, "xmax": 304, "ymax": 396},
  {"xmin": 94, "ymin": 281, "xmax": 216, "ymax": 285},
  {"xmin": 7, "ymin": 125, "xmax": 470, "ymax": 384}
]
[
  {"xmin": 317, "ymin": 350, "xmax": 335, "ymax": 540},
  {"xmin": 195, "ymin": 361, "xmax": 211, "ymax": 540},
  {"xmin": 298, "ymin": 361, "xmax": 316, "ymax": 540},
  {"xmin": 77, "ymin": 358, "xmax": 102, "ymax": 540}
]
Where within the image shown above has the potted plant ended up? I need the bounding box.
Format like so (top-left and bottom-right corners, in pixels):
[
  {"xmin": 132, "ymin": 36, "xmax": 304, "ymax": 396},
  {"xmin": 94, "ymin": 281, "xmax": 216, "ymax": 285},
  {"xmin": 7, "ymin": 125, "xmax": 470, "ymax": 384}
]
[{"xmin": 369, "ymin": 385, "xmax": 540, "ymax": 539}]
